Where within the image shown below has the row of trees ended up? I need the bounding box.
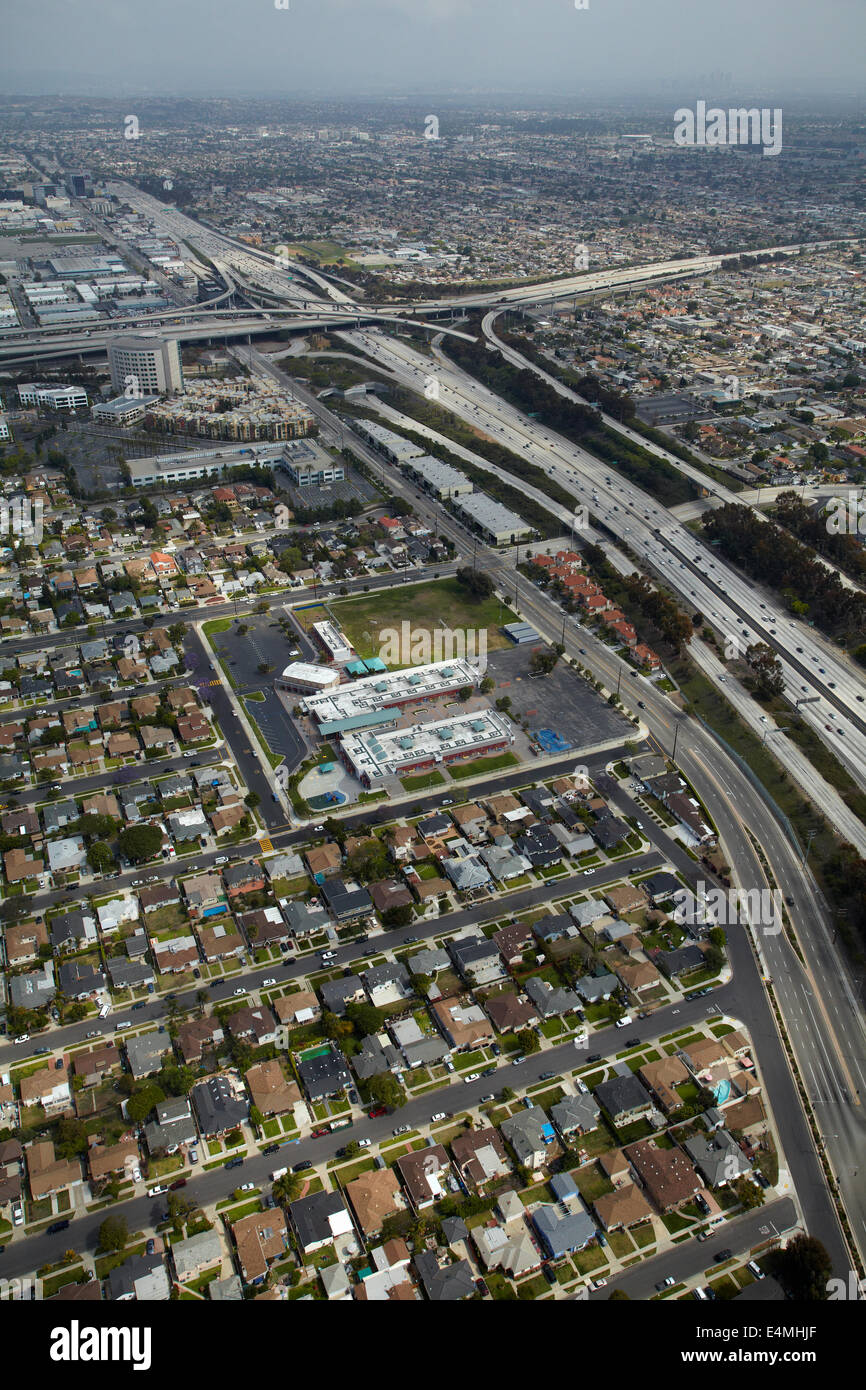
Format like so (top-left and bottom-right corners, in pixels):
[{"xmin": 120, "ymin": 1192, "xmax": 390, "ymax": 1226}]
[{"xmin": 702, "ymin": 503, "xmax": 866, "ymax": 644}]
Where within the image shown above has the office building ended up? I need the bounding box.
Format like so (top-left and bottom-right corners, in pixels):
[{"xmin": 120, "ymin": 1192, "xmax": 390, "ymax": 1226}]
[{"xmin": 108, "ymin": 334, "xmax": 184, "ymax": 396}]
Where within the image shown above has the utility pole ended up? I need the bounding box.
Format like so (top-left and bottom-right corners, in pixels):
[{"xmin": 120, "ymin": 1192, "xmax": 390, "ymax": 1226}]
[
  {"xmin": 801, "ymin": 827, "xmax": 817, "ymax": 867},
  {"xmin": 672, "ymin": 720, "xmax": 681, "ymax": 762}
]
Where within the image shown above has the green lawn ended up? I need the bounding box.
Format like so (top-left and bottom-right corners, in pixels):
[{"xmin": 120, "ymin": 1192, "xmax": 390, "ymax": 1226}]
[
  {"xmin": 330, "ymin": 578, "xmax": 518, "ymax": 665},
  {"xmin": 449, "ymin": 752, "xmax": 520, "ymax": 781},
  {"xmin": 400, "ymin": 770, "xmax": 447, "ymax": 792}
]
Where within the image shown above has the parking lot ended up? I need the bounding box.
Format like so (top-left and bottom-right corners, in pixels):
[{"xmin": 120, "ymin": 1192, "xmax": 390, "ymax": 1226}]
[{"xmin": 484, "ymin": 645, "xmax": 633, "ymax": 749}]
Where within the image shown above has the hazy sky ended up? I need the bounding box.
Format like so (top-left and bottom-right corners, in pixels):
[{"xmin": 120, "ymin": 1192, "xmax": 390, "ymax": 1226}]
[{"xmin": 1, "ymin": 0, "xmax": 864, "ymax": 100}]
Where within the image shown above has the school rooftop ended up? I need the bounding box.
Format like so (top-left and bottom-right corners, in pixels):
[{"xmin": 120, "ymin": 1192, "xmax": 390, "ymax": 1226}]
[{"xmin": 300, "ymin": 657, "xmax": 480, "ymax": 736}]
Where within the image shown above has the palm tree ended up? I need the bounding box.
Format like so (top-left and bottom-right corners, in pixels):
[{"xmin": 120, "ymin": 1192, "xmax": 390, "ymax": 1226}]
[{"xmin": 272, "ymin": 1172, "xmax": 303, "ymax": 1207}]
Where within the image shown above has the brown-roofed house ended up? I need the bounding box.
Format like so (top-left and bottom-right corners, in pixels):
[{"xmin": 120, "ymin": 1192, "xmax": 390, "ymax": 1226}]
[
  {"xmin": 369, "ymin": 879, "xmax": 414, "ymax": 916},
  {"xmin": 176, "ymin": 1016, "xmax": 225, "ymax": 1065},
  {"xmin": 305, "ymin": 842, "xmax": 342, "ymax": 881},
  {"xmin": 617, "ymin": 960, "xmax": 663, "ymax": 995},
  {"xmin": 272, "ymin": 991, "xmax": 321, "ymax": 1026},
  {"xmin": 4, "ymin": 848, "xmax": 45, "ymax": 882},
  {"xmin": 624, "ymin": 1138, "xmax": 702, "ymax": 1212},
  {"xmin": 5, "ymin": 917, "xmax": 48, "ymax": 965},
  {"xmin": 73, "ymin": 1043, "xmax": 121, "ymax": 1088},
  {"xmin": 451, "ymin": 1127, "xmax": 511, "ymax": 1191},
  {"xmin": 88, "ymin": 1139, "xmax": 139, "ymax": 1183},
  {"xmin": 198, "ymin": 923, "xmax": 245, "ymax": 961},
  {"xmin": 396, "ymin": 1146, "xmax": 452, "ymax": 1210},
  {"xmin": 639, "ymin": 1056, "xmax": 691, "ymax": 1114},
  {"xmin": 26, "ymin": 1140, "xmax": 82, "ymax": 1198},
  {"xmin": 346, "ymin": 1167, "xmax": 404, "ymax": 1236},
  {"xmin": 244, "ymin": 1060, "xmax": 300, "ymax": 1116},
  {"xmin": 484, "ymin": 991, "xmax": 539, "ymax": 1034},
  {"xmin": 231, "ymin": 1208, "xmax": 289, "ymax": 1284},
  {"xmin": 604, "ymin": 883, "xmax": 646, "ymax": 916},
  {"xmin": 594, "ymin": 1185, "xmax": 654, "ymax": 1231},
  {"xmin": 492, "ymin": 921, "xmax": 534, "ymax": 965}
]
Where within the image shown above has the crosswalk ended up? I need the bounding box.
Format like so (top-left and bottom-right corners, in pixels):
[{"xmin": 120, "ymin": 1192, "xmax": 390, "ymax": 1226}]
[{"xmin": 258, "ymin": 837, "xmax": 273, "ymax": 854}]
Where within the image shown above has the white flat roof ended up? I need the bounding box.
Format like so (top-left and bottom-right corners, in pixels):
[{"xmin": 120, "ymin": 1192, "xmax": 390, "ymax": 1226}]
[
  {"xmin": 279, "ymin": 661, "xmax": 340, "ymax": 687},
  {"xmin": 341, "ymin": 708, "xmax": 513, "ymax": 782},
  {"xmin": 303, "ymin": 657, "xmax": 479, "ymax": 722}
]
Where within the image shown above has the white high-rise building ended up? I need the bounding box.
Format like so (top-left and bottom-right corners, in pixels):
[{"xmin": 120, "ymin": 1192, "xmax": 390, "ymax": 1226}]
[{"xmin": 107, "ymin": 334, "xmax": 183, "ymax": 397}]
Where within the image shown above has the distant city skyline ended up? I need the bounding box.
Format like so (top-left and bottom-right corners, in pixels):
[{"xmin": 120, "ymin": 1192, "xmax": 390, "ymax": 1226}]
[{"xmin": 1, "ymin": 0, "xmax": 864, "ymax": 99}]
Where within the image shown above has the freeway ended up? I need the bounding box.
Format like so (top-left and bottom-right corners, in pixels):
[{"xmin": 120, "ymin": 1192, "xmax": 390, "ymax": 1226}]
[{"xmin": 343, "ymin": 326, "xmax": 866, "ymax": 796}]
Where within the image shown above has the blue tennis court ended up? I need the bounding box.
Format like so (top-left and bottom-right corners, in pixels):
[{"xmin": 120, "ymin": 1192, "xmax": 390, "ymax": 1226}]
[{"xmin": 535, "ymin": 728, "xmax": 572, "ymax": 753}]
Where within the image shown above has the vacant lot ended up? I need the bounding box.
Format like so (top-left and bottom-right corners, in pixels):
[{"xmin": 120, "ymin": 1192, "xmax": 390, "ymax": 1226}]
[{"xmin": 331, "ymin": 578, "xmax": 517, "ymax": 665}]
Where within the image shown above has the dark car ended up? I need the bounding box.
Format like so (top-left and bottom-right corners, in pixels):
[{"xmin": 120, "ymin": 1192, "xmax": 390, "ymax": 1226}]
[
  {"xmin": 46, "ymin": 1219, "xmax": 70, "ymax": 1235},
  {"xmin": 542, "ymin": 1265, "xmax": 557, "ymax": 1285},
  {"xmin": 625, "ymin": 1037, "xmax": 641, "ymax": 1047},
  {"xmin": 169, "ymin": 1178, "xmax": 187, "ymax": 1190},
  {"xmin": 131, "ymin": 1001, "xmax": 146, "ymax": 1011},
  {"xmin": 475, "ymin": 1277, "xmax": 489, "ymax": 1296},
  {"xmin": 714, "ymin": 1248, "xmax": 732, "ymax": 1263},
  {"xmin": 754, "ymin": 1172, "xmax": 770, "ymax": 1189},
  {"xmin": 587, "ymin": 1053, "xmax": 602, "ymax": 1064},
  {"xmin": 226, "ymin": 1157, "xmax": 244, "ymax": 1170},
  {"xmin": 293, "ymin": 1160, "xmax": 313, "ymax": 1173},
  {"xmin": 145, "ymin": 1239, "xmax": 155, "ymax": 1256},
  {"xmin": 263, "ymin": 1144, "xmax": 280, "ymax": 1156},
  {"xmin": 539, "ymin": 1071, "xmax": 556, "ymax": 1081}
]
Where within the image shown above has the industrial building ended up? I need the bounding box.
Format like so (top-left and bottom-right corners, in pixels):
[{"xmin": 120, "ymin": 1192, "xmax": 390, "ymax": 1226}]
[
  {"xmin": 301, "ymin": 658, "xmax": 479, "ymax": 736},
  {"xmin": 126, "ymin": 446, "xmax": 275, "ymax": 488},
  {"xmin": 352, "ymin": 419, "xmax": 426, "ymax": 464},
  {"xmin": 402, "ymin": 453, "xmax": 473, "ymax": 500},
  {"xmin": 92, "ymin": 394, "xmax": 160, "ymax": 427},
  {"xmin": 453, "ymin": 492, "xmax": 533, "ymax": 545},
  {"xmin": 339, "ymin": 709, "xmax": 513, "ymax": 786},
  {"xmin": 107, "ymin": 333, "xmax": 184, "ymax": 396}
]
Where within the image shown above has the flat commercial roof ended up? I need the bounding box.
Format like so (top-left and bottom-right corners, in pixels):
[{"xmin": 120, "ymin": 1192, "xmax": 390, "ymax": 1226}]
[
  {"xmin": 341, "ymin": 707, "xmax": 512, "ymax": 783},
  {"xmin": 302, "ymin": 658, "xmax": 479, "ymax": 725},
  {"xmin": 454, "ymin": 491, "xmax": 533, "ymax": 540}
]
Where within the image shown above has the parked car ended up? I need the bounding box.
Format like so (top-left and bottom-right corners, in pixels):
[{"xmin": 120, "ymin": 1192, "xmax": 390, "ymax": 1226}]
[
  {"xmin": 625, "ymin": 1037, "xmax": 641, "ymax": 1048},
  {"xmin": 263, "ymin": 1144, "xmax": 280, "ymax": 1155},
  {"xmin": 747, "ymin": 1261, "xmax": 765, "ymax": 1280},
  {"xmin": 358, "ymin": 1138, "xmax": 371, "ymax": 1148},
  {"xmin": 169, "ymin": 1178, "xmax": 187, "ymax": 1190},
  {"xmin": 714, "ymin": 1248, "xmax": 733, "ymax": 1263},
  {"xmin": 539, "ymin": 1071, "xmax": 556, "ymax": 1081},
  {"xmin": 145, "ymin": 1239, "xmax": 156, "ymax": 1256},
  {"xmin": 463, "ymin": 1072, "xmax": 481, "ymax": 1083},
  {"xmin": 189, "ymin": 1149, "xmax": 198, "ymax": 1164},
  {"xmin": 369, "ymin": 1106, "xmax": 387, "ymax": 1118},
  {"xmin": 239, "ymin": 1182, "xmax": 255, "ymax": 1192},
  {"xmin": 262, "ymin": 977, "xmax": 276, "ymax": 987},
  {"xmin": 147, "ymin": 1184, "xmax": 168, "ymax": 1197},
  {"xmin": 293, "ymin": 1160, "xmax": 313, "ymax": 1172},
  {"xmin": 233, "ymin": 988, "xmax": 245, "ymax": 997},
  {"xmin": 430, "ymin": 1112, "xmax": 447, "ymax": 1122},
  {"xmin": 392, "ymin": 1125, "xmax": 410, "ymax": 1135},
  {"xmin": 656, "ymin": 1276, "xmax": 676, "ymax": 1290},
  {"xmin": 312, "ymin": 1128, "xmax": 329, "ymax": 1138},
  {"xmin": 587, "ymin": 1053, "xmax": 602, "ymax": 1064},
  {"xmin": 225, "ymin": 1158, "xmax": 243, "ymax": 1171}
]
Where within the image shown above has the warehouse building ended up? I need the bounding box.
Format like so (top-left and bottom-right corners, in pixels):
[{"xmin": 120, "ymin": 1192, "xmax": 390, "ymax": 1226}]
[
  {"xmin": 403, "ymin": 453, "xmax": 473, "ymax": 500},
  {"xmin": 453, "ymin": 492, "xmax": 533, "ymax": 545},
  {"xmin": 301, "ymin": 658, "xmax": 479, "ymax": 736}
]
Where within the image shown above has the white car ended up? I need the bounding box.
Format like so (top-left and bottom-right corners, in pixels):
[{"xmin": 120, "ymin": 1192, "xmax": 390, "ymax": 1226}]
[
  {"xmin": 147, "ymin": 1184, "xmax": 167, "ymax": 1197},
  {"xmin": 13, "ymin": 1034, "xmax": 30, "ymax": 1044},
  {"xmin": 430, "ymin": 1112, "xmax": 447, "ymax": 1122},
  {"xmin": 132, "ymin": 1167, "xmax": 142, "ymax": 1183},
  {"xmin": 233, "ymin": 988, "xmax": 246, "ymax": 996},
  {"xmin": 358, "ymin": 1138, "xmax": 372, "ymax": 1148},
  {"xmin": 11, "ymin": 1201, "xmax": 24, "ymax": 1226},
  {"xmin": 463, "ymin": 1072, "xmax": 481, "ymax": 1083},
  {"xmin": 239, "ymin": 1182, "xmax": 255, "ymax": 1192},
  {"xmin": 262, "ymin": 978, "xmax": 276, "ymax": 987}
]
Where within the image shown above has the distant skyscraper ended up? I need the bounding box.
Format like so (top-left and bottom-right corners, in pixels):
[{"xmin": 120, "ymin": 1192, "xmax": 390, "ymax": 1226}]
[{"xmin": 107, "ymin": 334, "xmax": 184, "ymax": 397}]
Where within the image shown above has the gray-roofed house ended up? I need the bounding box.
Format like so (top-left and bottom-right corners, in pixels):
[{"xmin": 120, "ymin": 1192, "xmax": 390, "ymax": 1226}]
[
  {"xmin": 443, "ymin": 856, "xmax": 491, "ymax": 893},
  {"xmin": 352, "ymin": 1033, "xmax": 404, "ymax": 1081},
  {"xmin": 289, "ymin": 1190, "xmax": 354, "ymax": 1254},
  {"xmin": 448, "ymin": 936, "xmax": 503, "ymax": 986},
  {"xmin": 576, "ymin": 972, "xmax": 619, "ymax": 1003},
  {"xmin": 413, "ymin": 1250, "xmax": 475, "ymax": 1301},
  {"xmin": 524, "ymin": 976, "xmax": 581, "ymax": 1019},
  {"xmin": 319, "ymin": 974, "xmax": 366, "ymax": 1017},
  {"xmin": 684, "ymin": 1129, "xmax": 753, "ymax": 1188},
  {"xmin": 500, "ymin": 1107, "xmax": 557, "ymax": 1170},
  {"xmin": 297, "ymin": 1046, "xmax": 352, "ymax": 1102},
  {"xmin": 57, "ymin": 959, "xmax": 104, "ymax": 999},
  {"xmin": 407, "ymin": 946, "xmax": 450, "ymax": 977},
  {"xmin": 144, "ymin": 1097, "xmax": 197, "ymax": 1155},
  {"xmin": 282, "ymin": 899, "xmax": 330, "ymax": 937},
  {"xmin": 125, "ymin": 1030, "xmax": 171, "ymax": 1079},
  {"xmin": 362, "ymin": 961, "xmax": 412, "ymax": 1008},
  {"xmin": 108, "ymin": 1253, "xmax": 171, "ymax": 1302},
  {"xmin": 9, "ymin": 961, "xmax": 55, "ymax": 1010},
  {"xmin": 191, "ymin": 1075, "xmax": 250, "ymax": 1137},
  {"xmin": 107, "ymin": 958, "xmax": 155, "ymax": 991},
  {"xmin": 171, "ymin": 1229, "xmax": 223, "ymax": 1284},
  {"xmin": 551, "ymin": 1093, "xmax": 601, "ymax": 1140},
  {"xmin": 570, "ymin": 898, "xmax": 609, "ymax": 930},
  {"xmin": 49, "ymin": 909, "xmax": 97, "ymax": 952},
  {"xmin": 532, "ymin": 1203, "xmax": 597, "ymax": 1258},
  {"xmin": 594, "ymin": 1073, "xmax": 655, "ymax": 1126}
]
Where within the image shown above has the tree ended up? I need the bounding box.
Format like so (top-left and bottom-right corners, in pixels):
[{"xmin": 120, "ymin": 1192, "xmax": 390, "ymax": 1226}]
[
  {"xmin": 273, "ymin": 1172, "xmax": 303, "ymax": 1207},
  {"xmin": 367, "ymin": 1073, "xmax": 406, "ymax": 1110},
  {"xmin": 516, "ymin": 1028, "xmax": 541, "ymax": 1055},
  {"xmin": 382, "ymin": 903, "xmax": 414, "ymax": 929},
  {"xmin": 480, "ymin": 677, "xmax": 495, "ymax": 694},
  {"xmin": 455, "ymin": 566, "xmax": 493, "ymax": 600},
  {"xmin": 127, "ymin": 1082, "xmax": 164, "ymax": 1123},
  {"xmin": 772, "ymin": 1234, "xmax": 832, "ymax": 1301},
  {"xmin": 733, "ymin": 1177, "xmax": 764, "ymax": 1210},
  {"xmin": 244, "ymin": 791, "xmax": 260, "ymax": 808},
  {"xmin": 345, "ymin": 1001, "xmax": 386, "ymax": 1037},
  {"xmin": 118, "ymin": 824, "xmax": 163, "ymax": 864},
  {"xmin": 87, "ymin": 841, "xmax": 115, "ymax": 874},
  {"xmin": 98, "ymin": 1214, "xmax": 128, "ymax": 1253}
]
